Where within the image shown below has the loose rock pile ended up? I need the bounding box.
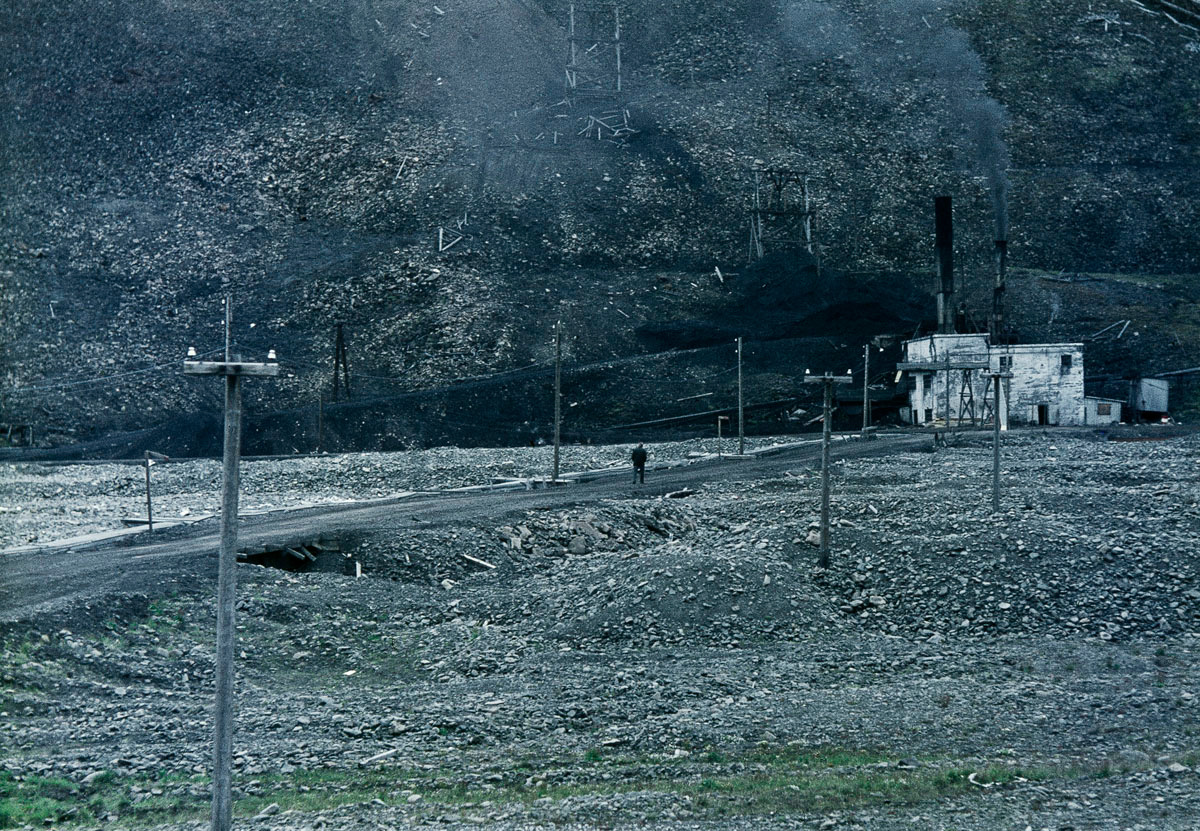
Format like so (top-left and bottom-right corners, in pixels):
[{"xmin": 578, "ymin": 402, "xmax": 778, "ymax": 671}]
[{"xmin": 1, "ymin": 430, "xmax": 1198, "ymax": 829}]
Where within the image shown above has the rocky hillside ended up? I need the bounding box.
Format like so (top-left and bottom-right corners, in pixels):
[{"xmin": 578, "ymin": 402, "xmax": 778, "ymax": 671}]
[{"xmin": 2, "ymin": 0, "xmax": 1198, "ymax": 449}]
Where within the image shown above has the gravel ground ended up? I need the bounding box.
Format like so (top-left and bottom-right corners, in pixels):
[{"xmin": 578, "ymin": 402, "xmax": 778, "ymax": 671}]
[
  {"xmin": 1, "ymin": 430, "xmax": 1199, "ymax": 829},
  {"xmin": 0, "ymin": 437, "xmax": 778, "ymax": 547}
]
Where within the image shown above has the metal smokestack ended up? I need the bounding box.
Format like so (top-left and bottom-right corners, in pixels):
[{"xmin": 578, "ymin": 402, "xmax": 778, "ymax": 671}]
[
  {"xmin": 935, "ymin": 196, "xmax": 954, "ymax": 334},
  {"xmin": 992, "ymin": 239, "xmax": 1008, "ymax": 342}
]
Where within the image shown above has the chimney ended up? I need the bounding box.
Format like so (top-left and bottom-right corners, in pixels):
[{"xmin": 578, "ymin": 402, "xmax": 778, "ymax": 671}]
[
  {"xmin": 935, "ymin": 196, "xmax": 954, "ymax": 334},
  {"xmin": 991, "ymin": 239, "xmax": 1008, "ymax": 342}
]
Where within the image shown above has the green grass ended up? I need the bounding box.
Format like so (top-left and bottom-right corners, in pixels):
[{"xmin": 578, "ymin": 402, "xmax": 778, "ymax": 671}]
[
  {"xmin": 0, "ymin": 745, "xmax": 1183, "ymax": 828},
  {"xmin": 0, "ymin": 769, "xmax": 210, "ymax": 829}
]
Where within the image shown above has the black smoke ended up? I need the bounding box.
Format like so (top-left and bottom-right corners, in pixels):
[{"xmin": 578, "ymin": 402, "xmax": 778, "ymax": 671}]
[{"xmin": 780, "ymin": 0, "xmax": 1010, "ymax": 238}]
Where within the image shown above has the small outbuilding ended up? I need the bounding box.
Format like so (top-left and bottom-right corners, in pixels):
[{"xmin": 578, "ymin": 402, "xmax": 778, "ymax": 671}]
[
  {"xmin": 1130, "ymin": 378, "xmax": 1169, "ymax": 421},
  {"xmin": 1084, "ymin": 396, "xmax": 1123, "ymax": 425}
]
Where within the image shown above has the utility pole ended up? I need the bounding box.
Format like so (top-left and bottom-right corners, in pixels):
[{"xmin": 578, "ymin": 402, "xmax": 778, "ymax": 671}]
[
  {"xmin": 804, "ymin": 371, "xmax": 853, "ymax": 568},
  {"xmin": 143, "ymin": 451, "xmax": 168, "ymax": 531},
  {"xmin": 861, "ymin": 344, "xmax": 870, "ymax": 437},
  {"xmin": 737, "ymin": 336, "xmax": 745, "ymax": 455},
  {"xmin": 317, "ymin": 394, "xmax": 324, "ymax": 453},
  {"xmin": 987, "ymin": 370, "xmax": 1010, "ymax": 513},
  {"xmin": 183, "ymin": 300, "xmax": 277, "ymax": 831},
  {"xmin": 552, "ymin": 320, "xmax": 562, "ymax": 482},
  {"xmin": 992, "ymin": 372, "xmax": 1001, "ymax": 513}
]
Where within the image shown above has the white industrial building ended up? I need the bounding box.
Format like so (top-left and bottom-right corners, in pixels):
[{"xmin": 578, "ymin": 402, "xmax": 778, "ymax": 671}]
[{"xmin": 898, "ymin": 334, "xmax": 1088, "ymax": 427}]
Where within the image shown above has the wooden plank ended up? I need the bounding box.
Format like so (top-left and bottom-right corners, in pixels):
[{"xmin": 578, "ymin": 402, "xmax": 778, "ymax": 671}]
[
  {"xmin": 359, "ymin": 747, "xmax": 401, "ymax": 766},
  {"xmin": 804, "ymin": 376, "xmax": 856, "ymax": 384},
  {"xmin": 183, "ymin": 361, "xmax": 279, "ymax": 377},
  {"xmin": 896, "ymin": 361, "xmax": 988, "ymax": 371}
]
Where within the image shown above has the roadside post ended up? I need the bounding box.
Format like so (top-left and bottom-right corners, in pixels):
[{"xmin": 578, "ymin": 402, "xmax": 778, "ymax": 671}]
[
  {"xmin": 183, "ymin": 305, "xmax": 277, "ymax": 831},
  {"xmin": 805, "ymin": 370, "xmax": 853, "ymax": 568},
  {"xmin": 717, "ymin": 414, "xmax": 730, "ymax": 458},
  {"xmin": 143, "ymin": 451, "xmax": 169, "ymax": 531}
]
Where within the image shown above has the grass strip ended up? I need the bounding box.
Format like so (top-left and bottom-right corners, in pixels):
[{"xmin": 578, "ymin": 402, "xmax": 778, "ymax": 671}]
[{"xmin": 0, "ymin": 745, "xmax": 1166, "ymax": 829}]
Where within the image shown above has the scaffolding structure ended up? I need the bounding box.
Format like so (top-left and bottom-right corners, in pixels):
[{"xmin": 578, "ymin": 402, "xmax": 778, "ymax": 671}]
[
  {"xmin": 957, "ymin": 368, "xmax": 978, "ymax": 426},
  {"xmin": 896, "ymin": 354, "xmax": 989, "ymax": 428},
  {"xmin": 566, "ymin": 4, "xmax": 622, "ymax": 101},
  {"xmin": 748, "ymin": 167, "xmax": 814, "ymax": 260}
]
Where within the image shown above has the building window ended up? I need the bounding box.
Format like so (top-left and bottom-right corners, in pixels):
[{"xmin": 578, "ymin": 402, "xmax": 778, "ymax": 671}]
[
  {"xmin": 999, "ymin": 355, "xmax": 1012, "ymax": 370},
  {"xmin": 1061, "ymin": 354, "xmax": 1072, "ymax": 371},
  {"xmin": 922, "ymin": 374, "xmax": 932, "ymax": 392},
  {"xmin": 1097, "ymin": 403, "xmax": 1112, "ymax": 416}
]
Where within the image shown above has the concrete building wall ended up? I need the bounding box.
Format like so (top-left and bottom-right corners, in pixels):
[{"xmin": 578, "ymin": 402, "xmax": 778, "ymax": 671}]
[
  {"xmin": 901, "ymin": 336, "xmax": 1087, "ymax": 427},
  {"xmin": 996, "ymin": 344, "xmax": 1085, "ymax": 426}
]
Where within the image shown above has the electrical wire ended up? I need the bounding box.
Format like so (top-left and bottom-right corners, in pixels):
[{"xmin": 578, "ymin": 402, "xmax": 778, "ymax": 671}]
[{"xmin": 6, "ymin": 347, "xmax": 226, "ymax": 394}]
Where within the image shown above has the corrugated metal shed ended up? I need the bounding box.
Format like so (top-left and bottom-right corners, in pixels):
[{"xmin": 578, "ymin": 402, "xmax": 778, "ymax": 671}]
[{"xmin": 1132, "ymin": 378, "xmax": 1169, "ymax": 415}]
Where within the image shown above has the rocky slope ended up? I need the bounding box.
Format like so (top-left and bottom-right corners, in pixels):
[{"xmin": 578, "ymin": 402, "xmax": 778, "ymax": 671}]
[{"xmin": 2, "ymin": 0, "xmax": 1199, "ymax": 447}]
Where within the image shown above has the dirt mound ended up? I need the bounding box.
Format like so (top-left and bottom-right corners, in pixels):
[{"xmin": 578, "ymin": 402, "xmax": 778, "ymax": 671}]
[{"xmin": 543, "ymin": 543, "xmax": 824, "ymax": 646}]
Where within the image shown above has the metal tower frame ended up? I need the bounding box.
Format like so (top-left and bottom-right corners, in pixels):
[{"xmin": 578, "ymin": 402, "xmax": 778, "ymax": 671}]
[
  {"xmin": 748, "ymin": 167, "xmax": 814, "ymax": 260},
  {"xmin": 566, "ymin": 4, "xmax": 622, "ymax": 100}
]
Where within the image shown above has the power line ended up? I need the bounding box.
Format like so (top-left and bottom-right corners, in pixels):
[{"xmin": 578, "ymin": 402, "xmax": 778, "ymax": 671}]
[{"xmin": 7, "ymin": 347, "xmax": 226, "ymax": 394}]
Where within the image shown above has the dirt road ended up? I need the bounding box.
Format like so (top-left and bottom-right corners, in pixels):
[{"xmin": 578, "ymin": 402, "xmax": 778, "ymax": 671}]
[{"xmin": 0, "ymin": 434, "xmax": 927, "ymax": 624}]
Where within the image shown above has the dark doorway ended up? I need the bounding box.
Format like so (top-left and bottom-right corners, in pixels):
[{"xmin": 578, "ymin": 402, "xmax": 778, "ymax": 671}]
[{"xmin": 1037, "ymin": 405, "xmax": 1049, "ymax": 426}]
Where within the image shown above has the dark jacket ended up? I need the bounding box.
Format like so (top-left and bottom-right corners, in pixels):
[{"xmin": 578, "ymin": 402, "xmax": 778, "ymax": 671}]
[{"xmin": 631, "ymin": 447, "xmax": 648, "ymax": 467}]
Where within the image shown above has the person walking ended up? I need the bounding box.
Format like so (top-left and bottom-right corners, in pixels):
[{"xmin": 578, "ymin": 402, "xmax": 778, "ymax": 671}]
[{"xmin": 631, "ymin": 442, "xmax": 648, "ymax": 484}]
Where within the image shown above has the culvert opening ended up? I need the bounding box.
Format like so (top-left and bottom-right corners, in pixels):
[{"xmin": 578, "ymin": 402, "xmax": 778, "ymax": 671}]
[{"xmin": 237, "ymin": 535, "xmax": 360, "ymax": 576}]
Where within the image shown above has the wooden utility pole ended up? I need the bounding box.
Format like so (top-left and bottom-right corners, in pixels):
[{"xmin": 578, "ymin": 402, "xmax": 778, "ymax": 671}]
[
  {"xmin": 986, "ymin": 370, "xmax": 1011, "ymax": 513},
  {"xmin": 992, "ymin": 373, "xmax": 1001, "ymax": 513},
  {"xmin": 183, "ymin": 302, "xmax": 278, "ymax": 831},
  {"xmin": 805, "ymin": 372, "xmax": 853, "ymax": 568},
  {"xmin": 552, "ymin": 320, "xmax": 562, "ymax": 482},
  {"xmin": 737, "ymin": 337, "xmax": 745, "ymax": 455},
  {"xmin": 317, "ymin": 394, "xmax": 324, "ymax": 453},
  {"xmin": 861, "ymin": 344, "xmax": 870, "ymax": 437}
]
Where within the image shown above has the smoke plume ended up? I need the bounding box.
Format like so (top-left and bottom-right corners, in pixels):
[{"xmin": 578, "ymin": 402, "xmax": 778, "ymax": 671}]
[{"xmin": 780, "ymin": 0, "xmax": 1010, "ymax": 238}]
